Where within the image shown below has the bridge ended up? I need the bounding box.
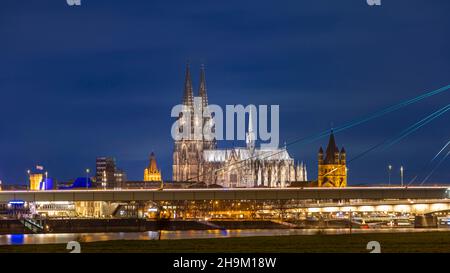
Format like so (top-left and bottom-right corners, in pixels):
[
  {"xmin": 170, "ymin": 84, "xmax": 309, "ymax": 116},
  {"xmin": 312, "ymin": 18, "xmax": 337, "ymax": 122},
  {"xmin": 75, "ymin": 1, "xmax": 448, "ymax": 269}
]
[{"xmin": 0, "ymin": 186, "xmax": 448, "ymax": 202}]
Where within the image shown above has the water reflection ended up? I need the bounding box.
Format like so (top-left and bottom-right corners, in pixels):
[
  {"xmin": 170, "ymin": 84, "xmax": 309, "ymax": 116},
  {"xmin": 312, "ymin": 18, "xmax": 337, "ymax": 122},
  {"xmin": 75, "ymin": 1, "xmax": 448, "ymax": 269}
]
[{"xmin": 0, "ymin": 228, "xmax": 449, "ymax": 246}]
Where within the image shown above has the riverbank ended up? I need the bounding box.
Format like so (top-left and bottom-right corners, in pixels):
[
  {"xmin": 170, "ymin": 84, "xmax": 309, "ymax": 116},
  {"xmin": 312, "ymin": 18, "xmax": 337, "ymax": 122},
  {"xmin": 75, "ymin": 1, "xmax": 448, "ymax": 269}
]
[
  {"xmin": 0, "ymin": 219, "xmax": 293, "ymax": 234},
  {"xmin": 1, "ymin": 231, "xmax": 449, "ymax": 253},
  {"xmin": 2, "ymin": 218, "xmax": 364, "ymax": 235}
]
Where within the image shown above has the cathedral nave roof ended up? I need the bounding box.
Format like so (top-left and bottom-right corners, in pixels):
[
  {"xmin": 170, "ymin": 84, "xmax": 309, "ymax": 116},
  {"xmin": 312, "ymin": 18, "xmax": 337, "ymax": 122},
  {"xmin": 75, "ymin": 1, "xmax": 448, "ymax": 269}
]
[{"xmin": 203, "ymin": 148, "xmax": 293, "ymax": 162}]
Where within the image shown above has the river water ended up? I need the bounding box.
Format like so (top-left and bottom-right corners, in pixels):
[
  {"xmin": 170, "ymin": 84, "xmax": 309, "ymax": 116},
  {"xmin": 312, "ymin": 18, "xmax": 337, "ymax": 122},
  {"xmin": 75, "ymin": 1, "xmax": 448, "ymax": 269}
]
[{"xmin": 1, "ymin": 228, "xmax": 449, "ymax": 245}]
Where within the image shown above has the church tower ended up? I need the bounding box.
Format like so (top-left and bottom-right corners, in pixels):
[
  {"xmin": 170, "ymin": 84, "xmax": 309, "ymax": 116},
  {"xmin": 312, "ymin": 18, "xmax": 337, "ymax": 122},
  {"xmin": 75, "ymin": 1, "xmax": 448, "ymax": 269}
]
[
  {"xmin": 317, "ymin": 130, "xmax": 347, "ymax": 187},
  {"xmin": 172, "ymin": 64, "xmax": 216, "ymax": 182},
  {"xmin": 144, "ymin": 152, "xmax": 162, "ymax": 181}
]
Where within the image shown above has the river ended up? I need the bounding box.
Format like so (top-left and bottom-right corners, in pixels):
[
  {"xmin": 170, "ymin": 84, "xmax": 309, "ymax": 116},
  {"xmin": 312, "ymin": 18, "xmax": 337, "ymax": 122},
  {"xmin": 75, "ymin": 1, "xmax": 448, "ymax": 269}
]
[{"xmin": 1, "ymin": 228, "xmax": 450, "ymax": 245}]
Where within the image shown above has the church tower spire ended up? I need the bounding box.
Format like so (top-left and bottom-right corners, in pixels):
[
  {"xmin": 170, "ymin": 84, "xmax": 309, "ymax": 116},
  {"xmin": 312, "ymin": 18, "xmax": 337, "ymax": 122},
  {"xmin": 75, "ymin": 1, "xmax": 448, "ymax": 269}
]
[
  {"xmin": 317, "ymin": 129, "xmax": 347, "ymax": 187},
  {"xmin": 324, "ymin": 129, "xmax": 339, "ymax": 164},
  {"xmin": 144, "ymin": 152, "xmax": 162, "ymax": 182},
  {"xmin": 183, "ymin": 62, "xmax": 194, "ymax": 106},
  {"xmin": 246, "ymin": 110, "xmax": 256, "ymax": 153},
  {"xmin": 198, "ymin": 64, "xmax": 208, "ymax": 107}
]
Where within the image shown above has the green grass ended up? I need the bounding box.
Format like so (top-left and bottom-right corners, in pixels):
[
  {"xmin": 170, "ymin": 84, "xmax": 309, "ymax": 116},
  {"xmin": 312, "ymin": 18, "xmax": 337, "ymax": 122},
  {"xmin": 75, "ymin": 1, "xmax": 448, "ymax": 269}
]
[{"xmin": 1, "ymin": 232, "xmax": 450, "ymax": 253}]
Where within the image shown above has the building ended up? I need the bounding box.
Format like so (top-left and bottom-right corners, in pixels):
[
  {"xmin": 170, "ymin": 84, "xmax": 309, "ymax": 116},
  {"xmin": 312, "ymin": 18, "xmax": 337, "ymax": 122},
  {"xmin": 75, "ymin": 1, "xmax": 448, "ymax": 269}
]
[
  {"xmin": 59, "ymin": 177, "xmax": 93, "ymax": 189},
  {"xmin": 29, "ymin": 173, "xmax": 43, "ymax": 190},
  {"xmin": 95, "ymin": 157, "xmax": 116, "ymax": 187},
  {"xmin": 27, "ymin": 166, "xmax": 49, "ymax": 191},
  {"xmin": 172, "ymin": 64, "xmax": 307, "ymax": 187},
  {"xmin": 317, "ymin": 130, "xmax": 347, "ymax": 187},
  {"xmin": 144, "ymin": 152, "xmax": 162, "ymax": 181},
  {"xmin": 39, "ymin": 177, "xmax": 55, "ymax": 190},
  {"xmin": 95, "ymin": 157, "xmax": 127, "ymax": 189},
  {"xmin": 114, "ymin": 169, "xmax": 127, "ymax": 188}
]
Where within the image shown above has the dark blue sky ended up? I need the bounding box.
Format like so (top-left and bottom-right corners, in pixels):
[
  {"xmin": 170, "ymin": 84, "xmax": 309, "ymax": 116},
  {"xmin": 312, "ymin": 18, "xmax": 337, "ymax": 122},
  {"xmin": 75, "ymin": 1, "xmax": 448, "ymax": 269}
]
[{"xmin": 0, "ymin": 0, "xmax": 449, "ymax": 185}]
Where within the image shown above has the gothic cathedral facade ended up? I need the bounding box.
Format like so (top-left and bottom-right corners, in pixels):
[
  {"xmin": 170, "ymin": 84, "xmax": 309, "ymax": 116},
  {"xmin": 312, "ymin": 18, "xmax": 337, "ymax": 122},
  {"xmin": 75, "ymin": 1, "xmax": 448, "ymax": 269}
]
[{"xmin": 172, "ymin": 64, "xmax": 308, "ymax": 187}]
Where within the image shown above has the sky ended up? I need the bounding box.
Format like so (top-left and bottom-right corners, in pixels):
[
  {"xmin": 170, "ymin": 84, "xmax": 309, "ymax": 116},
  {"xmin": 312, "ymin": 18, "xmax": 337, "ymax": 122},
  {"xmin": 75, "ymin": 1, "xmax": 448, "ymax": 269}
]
[{"xmin": 0, "ymin": 0, "xmax": 449, "ymax": 185}]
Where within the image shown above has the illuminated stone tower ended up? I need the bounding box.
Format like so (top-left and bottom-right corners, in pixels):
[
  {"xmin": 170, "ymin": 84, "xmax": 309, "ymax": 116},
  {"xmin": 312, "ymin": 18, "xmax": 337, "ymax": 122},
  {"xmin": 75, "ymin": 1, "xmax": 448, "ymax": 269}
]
[
  {"xmin": 144, "ymin": 152, "xmax": 162, "ymax": 181},
  {"xmin": 172, "ymin": 64, "xmax": 216, "ymax": 182},
  {"xmin": 317, "ymin": 130, "xmax": 347, "ymax": 187}
]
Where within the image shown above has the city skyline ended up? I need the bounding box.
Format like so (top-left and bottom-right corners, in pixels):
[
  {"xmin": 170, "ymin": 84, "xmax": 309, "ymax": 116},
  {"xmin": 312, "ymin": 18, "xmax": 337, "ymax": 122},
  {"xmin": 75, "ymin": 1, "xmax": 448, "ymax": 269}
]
[{"xmin": 1, "ymin": 1, "xmax": 449, "ymax": 185}]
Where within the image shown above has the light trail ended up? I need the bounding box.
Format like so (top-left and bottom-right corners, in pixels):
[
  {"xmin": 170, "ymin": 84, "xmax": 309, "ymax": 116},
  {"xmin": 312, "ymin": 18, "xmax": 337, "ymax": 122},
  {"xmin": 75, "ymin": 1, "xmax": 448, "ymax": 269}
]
[
  {"xmin": 383, "ymin": 104, "xmax": 450, "ymax": 150},
  {"xmin": 407, "ymin": 175, "xmax": 418, "ymax": 186},
  {"xmin": 279, "ymin": 84, "xmax": 450, "ymax": 151},
  {"xmin": 420, "ymin": 149, "xmax": 450, "ymax": 185},
  {"xmin": 348, "ymin": 104, "xmax": 450, "ymax": 163},
  {"xmin": 431, "ymin": 140, "xmax": 450, "ymax": 162},
  {"xmin": 408, "ymin": 138, "xmax": 450, "ymax": 186},
  {"xmin": 185, "ymin": 84, "xmax": 450, "ymax": 182}
]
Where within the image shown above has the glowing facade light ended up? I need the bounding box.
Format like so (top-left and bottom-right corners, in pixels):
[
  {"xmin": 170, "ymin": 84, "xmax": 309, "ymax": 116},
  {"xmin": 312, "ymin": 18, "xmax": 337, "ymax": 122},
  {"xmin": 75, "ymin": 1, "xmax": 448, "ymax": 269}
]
[
  {"xmin": 307, "ymin": 207, "xmax": 321, "ymax": 213},
  {"xmin": 341, "ymin": 206, "xmax": 354, "ymax": 212},
  {"xmin": 359, "ymin": 206, "xmax": 375, "ymax": 212},
  {"xmin": 412, "ymin": 204, "xmax": 429, "ymax": 213},
  {"xmin": 393, "ymin": 204, "xmax": 410, "ymax": 213},
  {"xmin": 322, "ymin": 207, "xmax": 339, "ymax": 212},
  {"xmin": 376, "ymin": 205, "xmax": 393, "ymax": 212},
  {"xmin": 430, "ymin": 203, "xmax": 448, "ymax": 212}
]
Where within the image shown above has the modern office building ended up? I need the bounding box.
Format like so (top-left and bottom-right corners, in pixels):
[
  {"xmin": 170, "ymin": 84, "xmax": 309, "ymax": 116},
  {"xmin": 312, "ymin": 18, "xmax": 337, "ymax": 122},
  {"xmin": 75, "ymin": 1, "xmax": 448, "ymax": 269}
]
[
  {"xmin": 114, "ymin": 169, "xmax": 127, "ymax": 188},
  {"xmin": 95, "ymin": 157, "xmax": 127, "ymax": 189}
]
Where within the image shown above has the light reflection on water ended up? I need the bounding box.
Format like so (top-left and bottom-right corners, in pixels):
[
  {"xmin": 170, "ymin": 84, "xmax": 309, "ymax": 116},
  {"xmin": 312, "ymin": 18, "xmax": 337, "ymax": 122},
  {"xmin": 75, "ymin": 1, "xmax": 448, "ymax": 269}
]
[{"xmin": 0, "ymin": 228, "xmax": 449, "ymax": 245}]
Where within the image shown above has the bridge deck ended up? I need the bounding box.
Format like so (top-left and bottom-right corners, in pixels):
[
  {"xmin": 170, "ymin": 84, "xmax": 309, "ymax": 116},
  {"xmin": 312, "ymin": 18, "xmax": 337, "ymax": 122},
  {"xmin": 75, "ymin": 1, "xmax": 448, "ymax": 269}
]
[{"xmin": 0, "ymin": 187, "xmax": 448, "ymax": 202}]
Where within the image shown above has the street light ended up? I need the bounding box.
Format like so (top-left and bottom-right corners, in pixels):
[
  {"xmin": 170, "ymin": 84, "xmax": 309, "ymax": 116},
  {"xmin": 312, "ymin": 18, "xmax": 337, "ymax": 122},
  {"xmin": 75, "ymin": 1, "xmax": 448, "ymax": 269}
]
[
  {"xmin": 86, "ymin": 169, "xmax": 90, "ymax": 189},
  {"xmin": 400, "ymin": 166, "xmax": 404, "ymax": 187},
  {"xmin": 44, "ymin": 171, "xmax": 48, "ymax": 190},
  {"xmin": 388, "ymin": 165, "xmax": 392, "ymax": 186},
  {"xmin": 27, "ymin": 170, "xmax": 31, "ymax": 190}
]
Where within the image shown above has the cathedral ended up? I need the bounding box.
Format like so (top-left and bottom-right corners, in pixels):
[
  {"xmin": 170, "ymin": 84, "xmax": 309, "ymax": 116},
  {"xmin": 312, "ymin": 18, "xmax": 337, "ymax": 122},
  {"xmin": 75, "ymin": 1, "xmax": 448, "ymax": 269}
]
[
  {"xmin": 172, "ymin": 64, "xmax": 307, "ymax": 188},
  {"xmin": 317, "ymin": 130, "xmax": 347, "ymax": 187}
]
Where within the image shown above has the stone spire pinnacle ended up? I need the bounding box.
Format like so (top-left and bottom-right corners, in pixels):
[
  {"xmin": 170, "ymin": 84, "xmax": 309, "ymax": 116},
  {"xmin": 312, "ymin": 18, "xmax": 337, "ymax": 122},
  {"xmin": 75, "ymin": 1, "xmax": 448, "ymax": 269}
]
[
  {"xmin": 246, "ymin": 110, "xmax": 256, "ymax": 153},
  {"xmin": 183, "ymin": 62, "xmax": 194, "ymax": 106},
  {"xmin": 324, "ymin": 129, "xmax": 339, "ymax": 164},
  {"xmin": 149, "ymin": 152, "xmax": 158, "ymax": 172},
  {"xmin": 198, "ymin": 64, "xmax": 208, "ymax": 107}
]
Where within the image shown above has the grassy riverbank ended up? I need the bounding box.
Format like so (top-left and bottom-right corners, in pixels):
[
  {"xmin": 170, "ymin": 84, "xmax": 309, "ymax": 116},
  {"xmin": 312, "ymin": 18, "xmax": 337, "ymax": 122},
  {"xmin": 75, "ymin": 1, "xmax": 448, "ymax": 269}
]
[{"xmin": 1, "ymin": 231, "xmax": 449, "ymax": 253}]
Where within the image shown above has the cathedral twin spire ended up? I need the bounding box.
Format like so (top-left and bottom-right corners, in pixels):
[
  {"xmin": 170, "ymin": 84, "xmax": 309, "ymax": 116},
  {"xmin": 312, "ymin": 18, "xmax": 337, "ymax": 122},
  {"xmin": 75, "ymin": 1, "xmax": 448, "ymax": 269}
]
[
  {"xmin": 182, "ymin": 63, "xmax": 208, "ymax": 108},
  {"xmin": 179, "ymin": 63, "xmax": 214, "ymax": 145},
  {"xmin": 198, "ymin": 64, "xmax": 208, "ymax": 108},
  {"xmin": 182, "ymin": 63, "xmax": 194, "ymax": 106}
]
